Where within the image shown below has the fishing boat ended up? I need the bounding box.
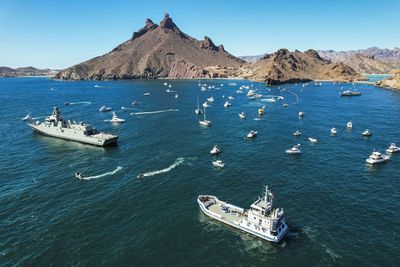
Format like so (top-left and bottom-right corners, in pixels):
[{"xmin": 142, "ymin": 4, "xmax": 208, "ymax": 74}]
[
  {"xmin": 99, "ymin": 105, "xmax": 112, "ymax": 112},
  {"xmin": 293, "ymin": 130, "xmax": 302, "ymax": 136},
  {"xmin": 386, "ymin": 143, "xmax": 400, "ymax": 153},
  {"xmin": 247, "ymin": 130, "xmax": 258, "ymax": 138},
  {"xmin": 197, "ymin": 186, "xmax": 288, "ymax": 242},
  {"xmin": 109, "ymin": 112, "xmax": 125, "ymax": 123},
  {"xmin": 199, "ymin": 107, "xmax": 211, "ymax": 126},
  {"xmin": 347, "ymin": 121, "xmax": 353, "ymax": 129},
  {"xmin": 195, "ymin": 96, "xmax": 203, "ymax": 115},
  {"xmin": 362, "ymin": 129, "xmax": 372, "ymax": 136},
  {"xmin": 224, "ymin": 101, "xmax": 231, "ymax": 108},
  {"xmin": 212, "ymin": 160, "xmax": 225, "ymax": 168},
  {"xmin": 286, "ymin": 144, "xmax": 302, "ymax": 154},
  {"xmin": 210, "ymin": 144, "xmax": 221, "ymax": 155},
  {"xmin": 239, "ymin": 112, "xmax": 246, "ymax": 119},
  {"xmin": 366, "ymin": 151, "xmax": 389, "ymax": 165}
]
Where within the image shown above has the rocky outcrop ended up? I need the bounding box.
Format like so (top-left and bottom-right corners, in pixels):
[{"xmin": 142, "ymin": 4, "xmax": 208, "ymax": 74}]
[
  {"xmin": 55, "ymin": 13, "xmax": 244, "ymax": 80},
  {"xmin": 247, "ymin": 49, "xmax": 361, "ymax": 85},
  {"xmin": 376, "ymin": 72, "xmax": 400, "ymax": 90}
]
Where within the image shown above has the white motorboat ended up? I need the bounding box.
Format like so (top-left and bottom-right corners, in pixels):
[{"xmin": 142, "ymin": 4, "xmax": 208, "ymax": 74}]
[
  {"xmin": 286, "ymin": 144, "xmax": 302, "ymax": 154},
  {"xmin": 239, "ymin": 112, "xmax": 246, "ymax": 119},
  {"xmin": 247, "ymin": 130, "xmax": 258, "ymax": 138},
  {"xmin": 207, "ymin": 97, "xmax": 214, "ymax": 102},
  {"xmin": 308, "ymin": 137, "xmax": 318, "ymax": 143},
  {"xmin": 166, "ymin": 89, "xmax": 173, "ymax": 93},
  {"xmin": 99, "ymin": 105, "xmax": 112, "ymax": 112},
  {"xmin": 21, "ymin": 113, "xmax": 32, "ymax": 121},
  {"xmin": 362, "ymin": 129, "xmax": 372, "ymax": 136},
  {"xmin": 386, "ymin": 143, "xmax": 400, "ymax": 153},
  {"xmin": 143, "ymin": 92, "xmax": 151, "ymax": 96},
  {"xmin": 298, "ymin": 111, "xmax": 305, "ymax": 117},
  {"xmin": 202, "ymin": 101, "xmax": 210, "ymax": 108},
  {"xmin": 210, "ymin": 144, "xmax": 221, "ymax": 155},
  {"xmin": 195, "ymin": 95, "xmax": 203, "ymax": 115},
  {"xmin": 340, "ymin": 90, "xmax": 361, "ymax": 97},
  {"xmin": 283, "ymin": 104, "xmax": 288, "ymax": 108},
  {"xmin": 168, "ymin": 84, "xmax": 172, "ymax": 88},
  {"xmin": 227, "ymin": 96, "xmax": 234, "ymax": 100},
  {"xmin": 331, "ymin": 128, "xmax": 337, "ymax": 135},
  {"xmin": 175, "ymin": 94, "xmax": 179, "ymax": 99},
  {"xmin": 224, "ymin": 101, "xmax": 231, "ymax": 108},
  {"xmin": 199, "ymin": 107, "xmax": 211, "ymax": 126},
  {"xmin": 75, "ymin": 172, "xmax": 86, "ymax": 179},
  {"xmin": 163, "ymin": 82, "xmax": 168, "ymax": 86},
  {"xmin": 132, "ymin": 101, "xmax": 140, "ymax": 106},
  {"xmin": 366, "ymin": 151, "xmax": 389, "ymax": 165},
  {"xmin": 197, "ymin": 186, "xmax": 288, "ymax": 243},
  {"xmin": 293, "ymin": 130, "xmax": 302, "ymax": 136},
  {"xmin": 258, "ymin": 106, "xmax": 265, "ymax": 115},
  {"xmin": 212, "ymin": 160, "xmax": 225, "ymax": 168},
  {"xmin": 347, "ymin": 121, "xmax": 353, "ymax": 129},
  {"xmin": 109, "ymin": 112, "xmax": 125, "ymax": 123}
]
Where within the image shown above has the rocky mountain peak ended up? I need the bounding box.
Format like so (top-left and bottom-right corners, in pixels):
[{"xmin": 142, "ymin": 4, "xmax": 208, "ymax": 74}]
[
  {"xmin": 145, "ymin": 18, "xmax": 155, "ymax": 29},
  {"xmin": 201, "ymin": 36, "xmax": 218, "ymax": 51},
  {"xmin": 159, "ymin": 13, "xmax": 181, "ymax": 33},
  {"xmin": 131, "ymin": 18, "xmax": 158, "ymax": 41}
]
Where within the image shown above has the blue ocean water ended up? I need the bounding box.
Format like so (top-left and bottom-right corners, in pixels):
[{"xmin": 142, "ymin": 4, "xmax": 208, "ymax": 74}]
[{"xmin": 0, "ymin": 77, "xmax": 399, "ymax": 266}]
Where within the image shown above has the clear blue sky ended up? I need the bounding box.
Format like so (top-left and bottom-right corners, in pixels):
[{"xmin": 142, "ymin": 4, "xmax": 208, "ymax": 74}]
[{"xmin": 1, "ymin": 0, "xmax": 399, "ymax": 69}]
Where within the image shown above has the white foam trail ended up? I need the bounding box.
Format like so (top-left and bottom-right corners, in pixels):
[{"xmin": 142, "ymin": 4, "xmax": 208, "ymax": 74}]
[
  {"xmin": 261, "ymin": 98, "xmax": 276, "ymax": 103},
  {"xmin": 79, "ymin": 166, "xmax": 122, "ymax": 180},
  {"xmin": 284, "ymin": 90, "xmax": 299, "ymax": 102},
  {"xmin": 69, "ymin": 101, "xmax": 92, "ymax": 106},
  {"xmin": 139, "ymin": 158, "xmax": 184, "ymax": 178},
  {"xmin": 130, "ymin": 109, "xmax": 178, "ymax": 115},
  {"xmin": 31, "ymin": 116, "xmax": 45, "ymax": 120}
]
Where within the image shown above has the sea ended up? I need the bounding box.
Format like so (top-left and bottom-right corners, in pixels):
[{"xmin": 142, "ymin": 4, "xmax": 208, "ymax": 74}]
[{"xmin": 0, "ymin": 77, "xmax": 399, "ymax": 266}]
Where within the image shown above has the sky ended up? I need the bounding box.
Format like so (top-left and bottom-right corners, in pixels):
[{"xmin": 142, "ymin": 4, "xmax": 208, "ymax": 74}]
[{"xmin": 1, "ymin": 0, "xmax": 399, "ymax": 69}]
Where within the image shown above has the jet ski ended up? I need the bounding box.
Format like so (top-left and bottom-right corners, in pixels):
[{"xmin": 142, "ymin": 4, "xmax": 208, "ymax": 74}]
[{"xmin": 75, "ymin": 172, "xmax": 86, "ymax": 179}]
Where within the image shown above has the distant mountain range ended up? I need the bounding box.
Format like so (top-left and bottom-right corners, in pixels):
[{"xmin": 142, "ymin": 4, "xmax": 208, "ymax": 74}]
[{"xmin": 0, "ymin": 66, "xmax": 58, "ymax": 77}]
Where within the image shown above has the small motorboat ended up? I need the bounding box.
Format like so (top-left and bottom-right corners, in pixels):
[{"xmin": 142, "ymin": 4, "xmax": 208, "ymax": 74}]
[
  {"xmin": 166, "ymin": 89, "xmax": 173, "ymax": 93},
  {"xmin": 132, "ymin": 101, "xmax": 140, "ymax": 106},
  {"xmin": 247, "ymin": 130, "xmax": 258, "ymax": 139},
  {"xmin": 210, "ymin": 144, "xmax": 221, "ymax": 155},
  {"xmin": 143, "ymin": 92, "xmax": 151, "ymax": 96},
  {"xmin": 227, "ymin": 96, "xmax": 234, "ymax": 100},
  {"xmin": 195, "ymin": 108, "xmax": 203, "ymax": 115},
  {"xmin": 239, "ymin": 112, "xmax": 246, "ymax": 119},
  {"xmin": 308, "ymin": 137, "xmax": 318, "ymax": 143},
  {"xmin": 21, "ymin": 113, "xmax": 32, "ymax": 121},
  {"xmin": 175, "ymin": 94, "xmax": 179, "ymax": 99},
  {"xmin": 207, "ymin": 97, "xmax": 214, "ymax": 102},
  {"xmin": 99, "ymin": 105, "xmax": 112, "ymax": 112},
  {"xmin": 298, "ymin": 111, "xmax": 305, "ymax": 117},
  {"xmin": 293, "ymin": 130, "xmax": 302, "ymax": 136},
  {"xmin": 202, "ymin": 101, "xmax": 210, "ymax": 108},
  {"xmin": 386, "ymin": 143, "xmax": 400, "ymax": 153},
  {"xmin": 168, "ymin": 84, "xmax": 172, "ymax": 88},
  {"xmin": 64, "ymin": 102, "xmax": 71, "ymax": 106},
  {"xmin": 362, "ymin": 129, "xmax": 372, "ymax": 136},
  {"xmin": 286, "ymin": 144, "xmax": 302, "ymax": 154},
  {"xmin": 94, "ymin": 84, "xmax": 101, "ymax": 88},
  {"xmin": 283, "ymin": 104, "xmax": 288, "ymax": 108},
  {"xmin": 258, "ymin": 106, "xmax": 265, "ymax": 115},
  {"xmin": 163, "ymin": 82, "xmax": 168, "ymax": 86},
  {"xmin": 347, "ymin": 121, "xmax": 353, "ymax": 129},
  {"xmin": 212, "ymin": 160, "xmax": 225, "ymax": 168},
  {"xmin": 199, "ymin": 108, "xmax": 211, "ymax": 126},
  {"xmin": 137, "ymin": 173, "xmax": 145, "ymax": 179},
  {"xmin": 331, "ymin": 128, "xmax": 337, "ymax": 135},
  {"xmin": 224, "ymin": 101, "xmax": 231, "ymax": 108},
  {"xmin": 366, "ymin": 151, "xmax": 389, "ymax": 165},
  {"xmin": 75, "ymin": 172, "xmax": 86, "ymax": 179},
  {"xmin": 110, "ymin": 112, "xmax": 125, "ymax": 123}
]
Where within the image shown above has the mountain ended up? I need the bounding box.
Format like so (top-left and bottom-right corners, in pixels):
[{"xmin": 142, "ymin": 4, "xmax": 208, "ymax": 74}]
[
  {"xmin": 55, "ymin": 13, "xmax": 244, "ymax": 80},
  {"xmin": 0, "ymin": 66, "xmax": 57, "ymax": 77},
  {"xmin": 338, "ymin": 53, "xmax": 396, "ymax": 74},
  {"xmin": 246, "ymin": 49, "xmax": 361, "ymax": 85},
  {"xmin": 318, "ymin": 47, "xmax": 400, "ymax": 66},
  {"xmin": 239, "ymin": 55, "xmax": 264, "ymax": 63},
  {"xmin": 376, "ymin": 70, "xmax": 400, "ymax": 90}
]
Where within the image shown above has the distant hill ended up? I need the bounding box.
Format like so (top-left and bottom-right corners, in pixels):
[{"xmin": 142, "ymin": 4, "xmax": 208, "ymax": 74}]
[
  {"xmin": 55, "ymin": 13, "xmax": 244, "ymax": 80},
  {"xmin": 239, "ymin": 55, "xmax": 264, "ymax": 63},
  {"xmin": 317, "ymin": 47, "xmax": 400, "ymax": 66},
  {"xmin": 338, "ymin": 53, "xmax": 396, "ymax": 74},
  {"xmin": 0, "ymin": 66, "xmax": 57, "ymax": 77},
  {"xmin": 246, "ymin": 49, "xmax": 361, "ymax": 85}
]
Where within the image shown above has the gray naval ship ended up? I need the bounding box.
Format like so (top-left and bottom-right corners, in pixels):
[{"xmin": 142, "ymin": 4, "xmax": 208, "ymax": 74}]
[{"xmin": 28, "ymin": 107, "xmax": 118, "ymax": 146}]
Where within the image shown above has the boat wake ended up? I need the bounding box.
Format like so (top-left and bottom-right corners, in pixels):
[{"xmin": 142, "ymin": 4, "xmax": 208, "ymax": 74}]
[
  {"xmin": 130, "ymin": 109, "xmax": 179, "ymax": 115},
  {"xmin": 79, "ymin": 166, "xmax": 123, "ymax": 180},
  {"xmin": 282, "ymin": 90, "xmax": 299, "ymax": 102},
  {"xmin": 138, "ymin": 157, "xmax": 185, "ymax": 178},
  {"xmin": 68, "ymin": 101, "xmax": 92, "ymax": 106},
  {"xmin": 121, "ymin": 106, "xmax": 138, "ymax": 111},
  {"xmin": 261, "ymin": 98, "xmax": 277, "ymax": 103}
]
